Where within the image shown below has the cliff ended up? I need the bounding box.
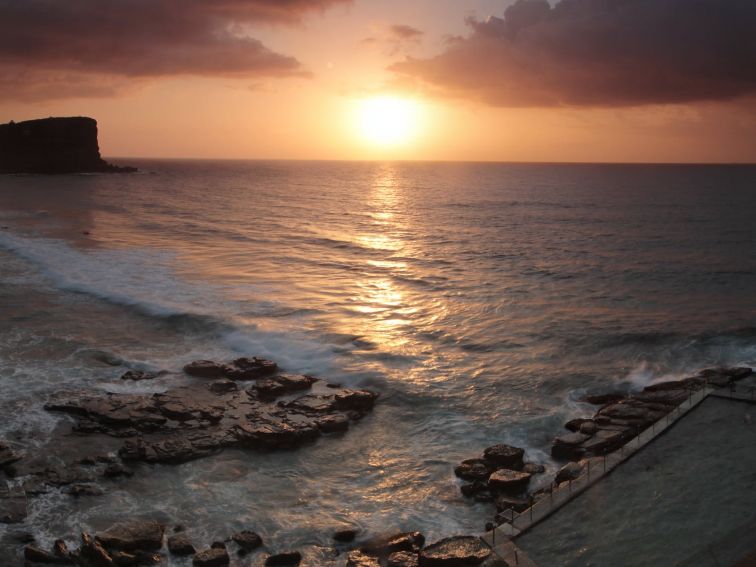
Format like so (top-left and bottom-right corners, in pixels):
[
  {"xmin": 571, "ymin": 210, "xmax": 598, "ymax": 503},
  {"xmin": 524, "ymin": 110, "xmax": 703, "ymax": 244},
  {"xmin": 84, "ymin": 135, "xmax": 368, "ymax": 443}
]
[{"xmin": 0, "ymin": 117, "xmax": 135, "ymax": 174}]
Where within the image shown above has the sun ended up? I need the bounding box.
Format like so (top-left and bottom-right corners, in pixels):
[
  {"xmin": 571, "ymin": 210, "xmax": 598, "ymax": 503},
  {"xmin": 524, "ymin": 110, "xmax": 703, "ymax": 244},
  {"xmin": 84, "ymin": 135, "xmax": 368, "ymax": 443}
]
[{"xmin": 356, "ymin": 96, "xmax": 420, "ymax": 146}]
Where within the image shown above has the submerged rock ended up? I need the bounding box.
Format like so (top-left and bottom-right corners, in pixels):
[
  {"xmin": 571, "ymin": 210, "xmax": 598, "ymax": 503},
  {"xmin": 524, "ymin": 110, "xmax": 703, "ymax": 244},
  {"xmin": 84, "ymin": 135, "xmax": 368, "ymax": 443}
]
[
  {"xmin": 193, "ymin": 547, "xmax": 230, "ymax": 567},
  {"xmin": 95, "ymin": 519, "xmax": 165, "ymax": 551},
  {"xmin": 167, "ymin": 534, "xmax": 196, "ymax": 556},
  {"xmin": 0, "ymin": 483, "xmax": 27, "ymax": 523},
  {"xmin": 418, "ymin": 536, "xmax": 490, "ymax": 566},
  {"xmin": 120, "ymin": 370, "xmax": 157, "ymax": 382},
  {"xmin": 264, "ymin": 551, "xmax": 302, "ymax": 566},
  {"xmin": 231, "ymin": 530, "xmax": 262, "ymax": 551}
]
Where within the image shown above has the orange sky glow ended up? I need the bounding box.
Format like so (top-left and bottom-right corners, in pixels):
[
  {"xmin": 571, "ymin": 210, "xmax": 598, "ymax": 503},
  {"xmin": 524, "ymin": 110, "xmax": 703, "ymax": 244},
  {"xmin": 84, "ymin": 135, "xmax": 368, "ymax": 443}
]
[{"xmin": 1, "ymin": 0, "xmax": 755, "ymax": 163}]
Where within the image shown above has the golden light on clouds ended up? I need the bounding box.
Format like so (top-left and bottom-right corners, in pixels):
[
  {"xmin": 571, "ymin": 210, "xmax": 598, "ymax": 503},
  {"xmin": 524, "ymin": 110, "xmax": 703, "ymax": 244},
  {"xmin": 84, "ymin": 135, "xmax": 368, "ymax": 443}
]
[{"xmin": 354, "ymin": 96, "xmax": 423, "ymax": 146}]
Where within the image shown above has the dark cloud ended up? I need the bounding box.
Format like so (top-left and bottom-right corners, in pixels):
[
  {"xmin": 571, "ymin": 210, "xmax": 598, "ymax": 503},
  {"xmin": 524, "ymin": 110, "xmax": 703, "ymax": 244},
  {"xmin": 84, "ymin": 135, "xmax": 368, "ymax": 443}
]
[
  {"xmin": 0, "ymin": 0, "xmax": 349, "ymax": 100},
  {"xmin": 391, "ymin": 0, "xmax": 756, "ymax": 107},
  {"xmin": 388, "ymin": 24, "xmax": 424, "ymax": 41}
]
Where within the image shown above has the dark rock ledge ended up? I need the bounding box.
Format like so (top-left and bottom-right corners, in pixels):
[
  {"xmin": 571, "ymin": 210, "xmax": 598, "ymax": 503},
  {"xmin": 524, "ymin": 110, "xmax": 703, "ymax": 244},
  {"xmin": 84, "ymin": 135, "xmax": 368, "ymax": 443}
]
[{"xmin": 453, "ymin": 366, "xmax": 753, "ymax": 530}]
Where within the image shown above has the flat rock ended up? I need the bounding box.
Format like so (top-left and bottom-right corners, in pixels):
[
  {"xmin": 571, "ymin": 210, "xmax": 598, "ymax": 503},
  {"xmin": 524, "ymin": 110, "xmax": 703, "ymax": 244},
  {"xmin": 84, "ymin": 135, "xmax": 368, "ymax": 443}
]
[
  {"xmin": 418, "ymin": 536, "xmax": 491, "ymax": 566},
  {"xmin": 264, "ymin": 551, "xmax": 302, "ymax": 566},
  {"xmin": 96, "ymin": 519, "xmax": 165, "ymax": 551},
  {"xmin": 44, "ymin": 371, "xmax": 376, "ymax": 466},
  {"xmin": 482, "ymin": 444, "xmax": 524, "ymax": 470},
  {"xmin": 487, "ymin": 469, "xmax": 531, "ymax": 493},
  {"xmin": 347, "ymin": 550, "xmax": 381, "ymax": 567},
  {"xmin": 193, "ymin": 547, "xmax": 230, "ymax": 566},
  {"xmin": 555, "ymin": 461, "xmax": 585, "ymax": 484},
  {"xmin": 551, "ymin": 432, "xmax": 590, "ymax": 460},
  {"xmin": 388, "ymin": 551, "xmax": 419, "ymax": 567}
]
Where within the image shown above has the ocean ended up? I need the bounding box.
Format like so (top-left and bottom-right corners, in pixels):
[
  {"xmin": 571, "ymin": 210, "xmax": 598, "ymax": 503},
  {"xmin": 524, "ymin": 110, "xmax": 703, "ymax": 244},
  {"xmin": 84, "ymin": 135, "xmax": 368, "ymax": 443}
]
[{"xmin": 1, "ymin": 160, "xmax": 755, "ymax": 564}]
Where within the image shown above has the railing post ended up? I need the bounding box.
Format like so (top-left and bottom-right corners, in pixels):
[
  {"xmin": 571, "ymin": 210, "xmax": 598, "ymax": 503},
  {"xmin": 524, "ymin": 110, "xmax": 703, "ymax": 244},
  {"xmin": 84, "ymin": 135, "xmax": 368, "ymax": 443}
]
[
  {"xmin": 587, "ymin": 460, "xmax": 591, "ymax": 480},
  {"xmin": 530, "ymin": 504, "xmax": 533, "ymax": 524},
  {"xmin": 603, "ymin": 455, "xmax": 606, "ymax": 473}
]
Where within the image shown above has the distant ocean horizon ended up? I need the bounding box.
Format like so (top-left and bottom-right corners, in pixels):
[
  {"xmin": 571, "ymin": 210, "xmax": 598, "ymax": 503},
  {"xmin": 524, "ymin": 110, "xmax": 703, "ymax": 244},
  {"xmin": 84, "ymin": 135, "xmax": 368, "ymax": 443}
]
[{"xmin": 2, "ymin": 159, "xmax": 755, "ymax": 563}]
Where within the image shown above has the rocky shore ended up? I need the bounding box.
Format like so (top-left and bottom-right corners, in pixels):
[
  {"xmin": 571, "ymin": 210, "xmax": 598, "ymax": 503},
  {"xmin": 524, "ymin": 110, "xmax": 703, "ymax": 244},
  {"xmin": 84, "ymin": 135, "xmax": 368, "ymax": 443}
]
[
  {"xmin": 3, "ymin": 361, "xmax": 752, "ymax": 566},
  {"xmin": 452, "ymin": 366, "xmax": 753, "ymax": 530}
]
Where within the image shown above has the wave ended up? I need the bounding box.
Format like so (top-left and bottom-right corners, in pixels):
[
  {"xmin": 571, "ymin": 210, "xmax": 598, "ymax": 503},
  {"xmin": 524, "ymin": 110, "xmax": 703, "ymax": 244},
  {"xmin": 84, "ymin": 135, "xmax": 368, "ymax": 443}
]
[{"xmin": 0, "ymin": 231, "xmax": 349, "ymax": 379}]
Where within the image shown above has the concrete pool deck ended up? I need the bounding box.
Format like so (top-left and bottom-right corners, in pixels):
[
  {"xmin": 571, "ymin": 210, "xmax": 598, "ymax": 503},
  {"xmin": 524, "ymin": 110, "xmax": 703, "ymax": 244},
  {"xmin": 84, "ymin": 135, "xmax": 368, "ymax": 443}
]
[{"xmin": 483, "ymin": 380, "xmax": 756, "ymax": 566}]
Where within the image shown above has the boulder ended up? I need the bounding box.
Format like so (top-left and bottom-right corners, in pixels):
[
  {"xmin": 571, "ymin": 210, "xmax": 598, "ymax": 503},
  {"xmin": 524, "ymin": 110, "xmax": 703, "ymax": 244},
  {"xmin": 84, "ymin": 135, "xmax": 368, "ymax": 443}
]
[
  {"xmin": 579, "ymin": 421, "xmax": 597, "ymax": 435},
  {"xmin": 579, "ymin": 429, "xmax": 627, "ymax": 455},
  {"xmin": 79, "ymin": 532, "xmax": 115, "ymax": 567},
  {"xmin": 120, "ymin": 371, "xmax": 157, "ymax": 382},
  {"xmin": 264, "ymin": 551, "xmax": 302, "ymax": 566},
  {"xmin": 555, "ymin": 461, "xmax": 586, "ymax": 484},
  {"xmin": 167, "ymin": 534, "xmax": 195, "ymax": 555},
  {"xmin": 388, "ymin": 551, "xmax": 419, "ymax": 567},
  {"xmin": 580, "ymin": 393, "xmax": 626, "ymax": 405},
  {"xmin": 226, "ymin": 357, "xmax": 278, "ymax": 380},
  {"xmin": 460, "ymin": 481, "xmax": 487, "ymax": 498},
  {"xmin": 184, "ymin": 360, "xmax": 230, "ymax": 379},
  {"xmin": 494, "ymin": 494, "xmax": 532, "ymax": 513},
  {"xmin": 207, "ymin": 380, "xmax": 238, "ymax": 394},
  {"xmin": 482, "ymin": 444, "xmax": 524, "ymax": 470},
  {"xmin": 564, "ymin": 418, "xmax": 592, "ymax": 432},
  {"xmin": 232, "ymin": 530, "xmax": 262, "ymax": 551},
  {"xmin": 24, "ymin": 544, "xmax": 73, "ymax": 564},
  {"xmin": 334, "ymin": 529, "xmax": 358, "ymax": 543},
  {"xmin": 418, "ymin": 536, "xmax": 490, "ymax": 566},
  {"xmin": 361, "ymin": 531, "xmax": 425, "ymax": 557},
  {"xmin": 522, "ymin": 462, "xmax": 546, "ymax": 475},
  {"xmin": 487, "ymin": 469, "xmax": 531, "ymax": 493},
  {"xmin": 551, "ymin": 432, "xmax": 591, "ymax": 460},
  {"xmin": 193, "ymin": 547, "xmax": 230, "ymax": 567},
  {"xmin": 96, "ymin": 519, "xmax": 165, "ymax": 551},
  {"xmin": 454, "ymin": 459, "xmax": 492, "ymax": 482},
  {"xmin": 347, "ymin": 550, "xmax": 381, "ymax": 567}
]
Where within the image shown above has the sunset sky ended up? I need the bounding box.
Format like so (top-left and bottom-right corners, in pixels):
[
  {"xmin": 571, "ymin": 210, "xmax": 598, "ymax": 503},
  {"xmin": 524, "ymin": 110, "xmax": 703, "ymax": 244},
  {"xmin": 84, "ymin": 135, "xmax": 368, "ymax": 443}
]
[{"xmin": 1, "ymin": 0, "xmax": 755, "ymax": 163}]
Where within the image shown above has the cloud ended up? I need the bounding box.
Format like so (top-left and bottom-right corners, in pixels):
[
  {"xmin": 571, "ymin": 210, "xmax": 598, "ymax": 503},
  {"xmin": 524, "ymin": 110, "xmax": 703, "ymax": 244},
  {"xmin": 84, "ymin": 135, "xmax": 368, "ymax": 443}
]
[
  {"xmin": 390, "ymin": 0, "xmax": 756, "ymax": 107},
  {"xmin": 0, "ymin": 0, "xmax": 349, "ymax": 100},
  {"xmin": 362, "ymin": 22, "xmax": 424, "ymax": 56}
]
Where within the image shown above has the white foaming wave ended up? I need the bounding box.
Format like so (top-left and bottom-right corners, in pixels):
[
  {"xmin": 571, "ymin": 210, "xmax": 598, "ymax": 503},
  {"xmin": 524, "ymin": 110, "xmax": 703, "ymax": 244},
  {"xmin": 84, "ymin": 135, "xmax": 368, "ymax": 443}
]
[{"xmin": 0, "ymin": 231, "xmax": 349, "ymax": 380}]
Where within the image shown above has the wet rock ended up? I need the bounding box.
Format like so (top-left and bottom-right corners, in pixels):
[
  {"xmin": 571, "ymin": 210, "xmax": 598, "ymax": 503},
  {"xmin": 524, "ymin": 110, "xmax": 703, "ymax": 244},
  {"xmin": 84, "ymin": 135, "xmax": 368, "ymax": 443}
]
[
  {"xmin": 207, "ymin": 380, "xmax": 238, "ymax": 394},
  {"xmin": 522, "ymin": 462, "xmax": 546, "ymax": 475},
  {"xmin": 64, "ymin": 483, "xmax": 104, "ymax": 497},
  {"xmin": 264, "ymin": 551, "xmax": 302, "ymax": 566},
  {"xmin": 103, "ymin": 463, "xmax": 134, "ymax": 478},
  {"xmin": 597, "ymin": 403, "xmax": 664, "ymax": 425},
  {"xmin": 24, "ymin": 544, "xmax": 73, "ymax": 564},
  {"xmin": 120, "ymin": 371, "xmax": 157, "ymax": 382},
  {"xmin": 580, "ymin": 393, "xmax": 626, "ymax": 405},
  {"xmin": 347, "ymin": 550, "xmax": 381, "ymax": 567},
  {"xmin": 0, "ymin": 483, "xmax": 27, "ymax": 523},
  {"xmin": 334, "ymin": 529, "xmax": 358, "ymax": 543},
  {"xmin": 579, "ymin": 429, "xmax": 627, "ymax": 455},
  {"xmin": 54, "ymin": 539, "xmax": 71, "ymax": 559},
  {"xmin": 184, "ymin": 360, "xmax": 230, "ymax": 379},
  {"xmin": 482, "ymin": 444, "xmax": 524, "ymax": 470},
  {"xmin": 226, "ymin": 357, "xmax": 278, "ymax": 380},
  {"xmin": 45, "ymin": 367, "xmax": 375, "ymax": 469},
  {"xmin": 487, "ymin": 469, "xmax": 531, "ymax": 493},
  {"xmin": 579, "ymin": 421, "xmax": 597, "ymax": 435},
  {"xmin": 699, "ymin": 367, "xmax": 753, "ymax": 387},
  {"xmin": 388, "ymin": 551, "xmax": 419, "ymax": 567},
  {"xmin": 418, "ymin": 536, "xmax": 490, "ymax": 566},
  {"xmin": 454, "ymin": 459, "xmax": 493, "ymax": 482},
  {"xmin": 555, "ymin": 460, "xmax": 586, "ymax": 484},
  {"xmin": 211, "ymin": 542, "xmax": 226, "ymax": 549},
  {"xmin": 460, "ymin": 481, "xmax": 487, "ymax": 498},
  {"xmin": 231, "ymin": 530, "xmax": 262, "ymax": 551},
  {"xmin": 167, "ymin": 534, "xmax": 196, "ymax": 556},
  {"xmin": 361, "ymin": 531, "xmax": 425, "ymax": 557},
  {"xmin": 96, "ymin": 519, "xmax": 165, "ymax": 552},
  {"xmin": 193, "ymin": 547, "xmax": 230, "ymax": 567},
  {"xmin": 79, "ymin": 532, "xmax": 115, "ymax": 567},
  {"xmin": 131, "ymin": 551, "xmax": 163, "ymax": 565},
  {"xmin": 564, "ymin": 418, "xmax": 592, "ymax": 432},
  {"xmin": 0, "ymin": 441, "xmax": 22, "ymax": 467},
  {"xmin": 494, "ymin": 494, "xmax": 532, "ymax": 513},
  {"xmin": 551, "ymin": 432, "xmax": 590, "ymax": 460}
]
